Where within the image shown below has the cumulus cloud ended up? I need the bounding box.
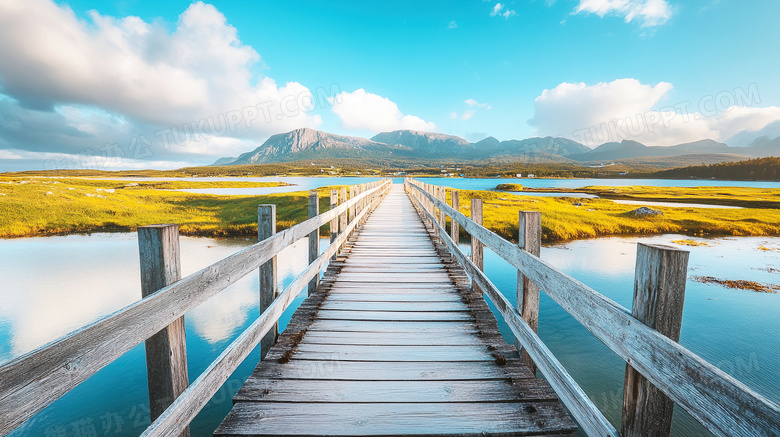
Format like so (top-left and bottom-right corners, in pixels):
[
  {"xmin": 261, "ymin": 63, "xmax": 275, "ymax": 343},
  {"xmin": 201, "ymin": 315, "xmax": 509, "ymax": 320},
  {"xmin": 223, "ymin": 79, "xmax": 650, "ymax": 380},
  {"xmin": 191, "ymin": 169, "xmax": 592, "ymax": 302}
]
[
  {"xmin": 0, "ymin": 0, "xmax": 323, "ymax": 168},
  {"xmin": 329, "ymin": 89, "xmax": 435, "ymax": 132},
  {"xmin": 490, "ymin": 3, "xmax": 517, "ymax": 19},
  {"xmin": 447, "ymin": 20, "xmax": 458, "ymax": 29},
  {"xmin": 573, "ymin": 0, "xmax": 674, "ymax": 27},
  {"xmin": 529, "ymin": 78, "xmax": 780, "ymax": 147}
]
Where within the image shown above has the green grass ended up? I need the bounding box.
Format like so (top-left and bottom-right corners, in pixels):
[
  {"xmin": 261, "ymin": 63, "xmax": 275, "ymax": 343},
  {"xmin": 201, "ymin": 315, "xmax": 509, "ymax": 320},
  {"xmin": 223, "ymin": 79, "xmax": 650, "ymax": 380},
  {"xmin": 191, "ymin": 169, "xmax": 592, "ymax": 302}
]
[
  {"xmin": 447, "ymin": 189, "xmax": 780, "ymax": 243},
  {"xmin": 0, "ymin": 177, "xmax": 337, "ymax": 238}
]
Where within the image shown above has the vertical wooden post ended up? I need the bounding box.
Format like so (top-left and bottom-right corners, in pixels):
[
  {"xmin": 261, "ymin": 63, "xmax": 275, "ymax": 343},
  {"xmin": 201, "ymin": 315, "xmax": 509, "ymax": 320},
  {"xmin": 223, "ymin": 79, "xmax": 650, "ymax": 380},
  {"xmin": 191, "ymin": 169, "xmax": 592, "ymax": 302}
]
[
  {"xmin": 516, "ymin": 211, "xmax": 541, "ymax": 373},
  {"xmin": 339, "ymin": 187, "xmax": 347, "ymax": 252},
  {"xmin": 437, "ymin": 187, "xmax": 446, "ymax": 232},
  {"xmin": 622, "ymin": 243, "xmax": 689, "ymax": 437},
  {"xmin": 471, "ymin": 198, "xmax": 484, "ymax": 292},
  {"xmin": 258, "ymin": 204, "xmax": 277, "ymax": 360},
  {"xmin": 330, "ymin": 189, "xmax": 338, "ymax": 259},
  {"xmin": 138, "ymin": 224, "xmax": 189, "ymax": 436},
  {"xmin": 451, "ymin": 190, "xmax": 460, "ymax": 243},
  {"xmin": 308, "ymin": 191, "xmax": 319, "ymax": 294},
  {"xmin": 349, "ymin": 186, "xmax": 356, "ymax": 226}
]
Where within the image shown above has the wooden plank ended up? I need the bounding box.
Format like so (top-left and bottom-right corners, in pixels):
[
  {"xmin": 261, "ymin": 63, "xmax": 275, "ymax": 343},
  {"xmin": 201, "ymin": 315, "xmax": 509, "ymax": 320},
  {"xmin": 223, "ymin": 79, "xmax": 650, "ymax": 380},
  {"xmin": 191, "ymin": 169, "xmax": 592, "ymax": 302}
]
[
  {"xmin": 319, "ymin": 301, "xmax": 469, "ymax": 312},
  {"xmin": 215, "ymin": 402, "xmax": 576, "ymax": 436},
  {"xmin": 622, "ymin": 243, "xmax": 689, "ymax": 437},
  {"xmin": 451, "ymin": 189, "xmax": 460, "ymax": 243},
  {"xmin": 234, "ymin": 379, "xmax": 558, "ymax": 403},
  {"xmin": 409, "ymin": 180, "xmax": 780, "ymax": 437},
  {"xmin": 314, "ymin": 309, "xmax": 472, "ymax": 322},
  {"xmin": 137, "ymin": 225, "xmax": 189, "ymax": 435},
  {"xmin": 248, "ymin": 359, "xmax": 534, "ymax": 381},
  {"xmin": 299, "ymin": 331, "xmax": 483, "ymax": 346},
  {"xmin": 307, "ymin": 320, "xmax": 478, "ymax": 334},
  {"xmin": 290, "ymin": 344, "xmax": 499, "ymax": 362},
  {"xmin": 324, "ymin": 293, "xmax": 464, "ymax": 302},
  {"xmin": 258, "ymin": 204, "xmax": 278, "ymax": 360}
]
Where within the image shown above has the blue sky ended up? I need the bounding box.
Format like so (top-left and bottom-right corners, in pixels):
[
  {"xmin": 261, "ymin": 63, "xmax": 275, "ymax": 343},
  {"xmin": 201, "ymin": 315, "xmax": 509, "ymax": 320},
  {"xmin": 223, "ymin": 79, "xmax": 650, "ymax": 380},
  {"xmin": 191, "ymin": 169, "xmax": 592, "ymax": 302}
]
[{"xmin": 0, "ymin": 0, "xmax": 779, "ymax": 170}]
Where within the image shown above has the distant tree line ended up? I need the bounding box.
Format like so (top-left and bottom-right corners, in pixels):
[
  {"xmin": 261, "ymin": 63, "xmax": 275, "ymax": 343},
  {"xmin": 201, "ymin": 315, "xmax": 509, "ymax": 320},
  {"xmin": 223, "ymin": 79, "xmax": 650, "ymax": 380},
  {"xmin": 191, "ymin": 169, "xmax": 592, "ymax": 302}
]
[{"xmin": 650, "ymin": 157, "xmax": 780, "ymax": 181}]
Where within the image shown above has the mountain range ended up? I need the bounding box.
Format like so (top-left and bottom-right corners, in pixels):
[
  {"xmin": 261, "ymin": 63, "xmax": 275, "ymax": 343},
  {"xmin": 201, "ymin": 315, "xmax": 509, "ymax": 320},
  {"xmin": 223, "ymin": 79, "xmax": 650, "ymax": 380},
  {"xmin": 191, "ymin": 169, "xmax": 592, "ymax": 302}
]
[{"xmin": 215, "ymin": 128, "xmax": 779, "ymax": 166}]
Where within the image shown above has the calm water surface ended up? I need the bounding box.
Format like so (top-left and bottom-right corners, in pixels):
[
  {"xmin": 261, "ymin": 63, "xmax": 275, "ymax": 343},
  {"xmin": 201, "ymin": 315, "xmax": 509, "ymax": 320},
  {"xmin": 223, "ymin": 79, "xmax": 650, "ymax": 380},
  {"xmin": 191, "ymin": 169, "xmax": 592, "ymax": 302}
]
[{"xmin": 2, "ymin": 232, "xmax": 778, "ymax": 436}]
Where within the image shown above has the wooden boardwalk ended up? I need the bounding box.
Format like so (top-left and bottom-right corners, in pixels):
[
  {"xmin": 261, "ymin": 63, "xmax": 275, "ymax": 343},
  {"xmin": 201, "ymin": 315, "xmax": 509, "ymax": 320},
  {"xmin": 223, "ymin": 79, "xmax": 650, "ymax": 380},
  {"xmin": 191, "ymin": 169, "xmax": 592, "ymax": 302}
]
[{"xmin": 215, "ymin": 185, "xmax": 576, "ymax": 436}]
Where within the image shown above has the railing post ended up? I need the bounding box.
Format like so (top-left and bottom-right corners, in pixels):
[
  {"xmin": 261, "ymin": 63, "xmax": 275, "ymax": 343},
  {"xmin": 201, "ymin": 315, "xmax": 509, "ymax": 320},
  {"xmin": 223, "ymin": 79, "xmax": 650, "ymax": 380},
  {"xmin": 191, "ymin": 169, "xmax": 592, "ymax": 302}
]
[
  {"xmin": 339, "ymin": 187, "xmax": 348, "ymax": 252},
  {"xmin": 138, "ymin": 224, "xmax": 189, "ymax": 436},
  {"xmin": 437, "ymin": 187, "xmax": 446, "ymax": 232},
  {"xmin": 516, "ymin": 211, "xmax": 541, "ymax": 373},
  {"xmin": 622, "ymin": 243, "xmax": 689, "ymax": 437},
  {"xmin": 471, "ymin": 198, "xmax": 483, "ymax": 291},
  {"xmin": 308, "ymin": 191, "xmax": 319, "ymax": 294},
  {"xmin": 349, "ymin": 186, "xmax": 356, "ymax": 226},
  {"xmin": 330, "ymin": 189, "xmax": 338, "ymax": 259},
  {"xmin": 450, "ymin": 190, "xmax": 460, "ymax": 243},
  {"xmin": 258, "ymin": 204, "xmax": 278, "ymax": 360}
]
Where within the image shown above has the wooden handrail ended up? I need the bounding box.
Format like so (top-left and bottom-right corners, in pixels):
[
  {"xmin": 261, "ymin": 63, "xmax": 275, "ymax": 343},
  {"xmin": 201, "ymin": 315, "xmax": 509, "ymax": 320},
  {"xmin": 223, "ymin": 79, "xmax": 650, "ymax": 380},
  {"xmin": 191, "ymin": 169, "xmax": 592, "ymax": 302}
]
[
  {"xmin": 0, "ymin": 180, "xmax": 391, "ymax": 435},
  {"xmin": 406, "ymin": 178, "xmax": 780, "ymax": 437},
  {"xmin": 407, "ymin": 185, "xmax": 619, "ymax": 437}
]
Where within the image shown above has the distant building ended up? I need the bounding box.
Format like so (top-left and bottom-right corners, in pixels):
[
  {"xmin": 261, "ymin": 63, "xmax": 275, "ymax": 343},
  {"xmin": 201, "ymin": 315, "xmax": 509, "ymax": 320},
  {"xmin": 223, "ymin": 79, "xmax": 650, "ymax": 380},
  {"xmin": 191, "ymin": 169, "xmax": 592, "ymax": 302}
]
[
  {"xmin": 527, "ymin": 174, "xmax": 536, "ymax": 178},
  {"xmin": 355, "ymin": 171, "xmax": 361, "ymax": 175},
  {"xmin": 516, "ymin": 173, "xmax": 522, "ymax": 178}
]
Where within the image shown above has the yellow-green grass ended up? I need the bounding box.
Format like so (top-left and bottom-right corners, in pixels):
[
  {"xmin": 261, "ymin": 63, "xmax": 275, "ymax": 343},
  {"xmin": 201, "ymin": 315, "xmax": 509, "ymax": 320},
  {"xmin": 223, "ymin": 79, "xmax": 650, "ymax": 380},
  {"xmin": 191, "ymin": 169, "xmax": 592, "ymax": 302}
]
[
  {"xmin": 0, "ymin": 178, "xmax": 336, "ymax": 239},
  {"xmin": 495, "ymin": 183, "xmax": 524, "ymax": 191},
  {"xmin": 522, "ymin": 185, "xmax": 780, "ymax": 209},
  {"xmin": 446, "ymin": 189, "xmax": 780, "ymax": 243}
]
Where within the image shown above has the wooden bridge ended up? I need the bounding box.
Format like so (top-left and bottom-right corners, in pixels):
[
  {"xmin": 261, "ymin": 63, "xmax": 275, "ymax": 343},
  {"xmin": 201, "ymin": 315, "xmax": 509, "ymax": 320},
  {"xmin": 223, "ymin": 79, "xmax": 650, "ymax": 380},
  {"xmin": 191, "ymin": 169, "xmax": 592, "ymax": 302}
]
[{"xmin": 1, "ymin": 179, "xmax": 778, "ymax": 437}]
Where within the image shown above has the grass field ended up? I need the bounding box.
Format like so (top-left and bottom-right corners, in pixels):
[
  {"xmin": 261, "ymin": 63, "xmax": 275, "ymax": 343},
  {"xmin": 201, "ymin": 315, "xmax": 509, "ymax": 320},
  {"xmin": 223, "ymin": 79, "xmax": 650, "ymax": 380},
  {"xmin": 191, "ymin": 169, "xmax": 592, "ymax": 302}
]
[
  {"xmin": 2, "ymin": 177, "xmax": 779, "ymax": 243},
  {"xmin": 0, "ymin": 177, "xmax": 335, "ymax": 238},
  {"xmin": 450, "ymin": 188, "xmax": 780, "ymax": 243}
]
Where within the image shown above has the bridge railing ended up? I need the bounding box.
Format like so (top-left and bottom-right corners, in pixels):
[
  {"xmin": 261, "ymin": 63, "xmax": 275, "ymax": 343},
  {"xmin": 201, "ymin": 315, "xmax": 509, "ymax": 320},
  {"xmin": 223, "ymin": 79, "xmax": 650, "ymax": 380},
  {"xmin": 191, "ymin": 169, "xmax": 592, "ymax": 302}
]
[
  {"xmin": 405, "ymin": 178, "xmax": 779, "ymax": 437},
  {"xmin": 0, "ymin": 179, "xmax": 392, "ymax": 437}
]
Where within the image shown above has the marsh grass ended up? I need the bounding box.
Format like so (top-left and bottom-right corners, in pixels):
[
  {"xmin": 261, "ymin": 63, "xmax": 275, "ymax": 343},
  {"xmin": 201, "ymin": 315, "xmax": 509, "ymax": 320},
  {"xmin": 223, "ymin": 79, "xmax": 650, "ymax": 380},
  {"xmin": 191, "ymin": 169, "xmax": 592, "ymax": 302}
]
[
  {"xmin": 0, "ymin": 177, "xmax": 336, "ymax": 238},
  {"xmin": 447, "ymin": 189, "xmax": 780, "ymax": 243}
]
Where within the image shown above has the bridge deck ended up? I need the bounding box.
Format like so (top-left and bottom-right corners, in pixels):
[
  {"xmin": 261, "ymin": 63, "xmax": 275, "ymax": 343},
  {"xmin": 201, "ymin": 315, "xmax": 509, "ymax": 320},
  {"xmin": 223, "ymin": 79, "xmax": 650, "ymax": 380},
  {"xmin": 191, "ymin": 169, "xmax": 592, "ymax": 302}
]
[{"xmin": 215, "ymin": 184, "xmax": 576, "ymax": 436}]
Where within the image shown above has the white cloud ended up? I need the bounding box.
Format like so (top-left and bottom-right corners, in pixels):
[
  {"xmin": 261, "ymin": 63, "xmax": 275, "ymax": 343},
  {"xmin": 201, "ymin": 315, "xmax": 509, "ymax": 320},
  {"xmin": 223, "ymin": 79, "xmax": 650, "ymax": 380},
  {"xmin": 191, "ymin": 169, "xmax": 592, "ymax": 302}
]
[
  {"xmin": 329, "ymin": 89, "xmax": 435, "ymax": 132},
  {"xmin": 573, "ymin": 0, "xmax": 674, "ymax": 27},
  {"xmin": 447, "ymin": 20, "xmax": 458, "ymax": 29},
  {"xmin": 0, "ymin": 0, "xmax": 322, "ymax": 168},
  {"xmin": 461, "ymin": 110, "xmax": 476, "ymax": 121},
  {"xmin": 528, "ymin": 78, "xmax": 780, "ymax": 147},
  {"xmin": 490, "ymin": 3, "xmax": 517, "ymax": 19},
  {"xmin": 449, "ymin": 111, "xmax": 459, "ymax": 120},
  {"xmin": 465, "ymin": 99, "xmax": 492, "ymax": 109}
]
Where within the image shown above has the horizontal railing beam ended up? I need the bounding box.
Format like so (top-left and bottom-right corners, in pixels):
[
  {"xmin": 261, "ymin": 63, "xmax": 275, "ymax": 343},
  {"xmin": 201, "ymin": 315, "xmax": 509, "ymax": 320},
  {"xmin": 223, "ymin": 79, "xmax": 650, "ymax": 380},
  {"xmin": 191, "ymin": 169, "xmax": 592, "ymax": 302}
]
[
  {"xmin": 407, "ymin": 179, "xmax": 780, "ymax": 437},
  {"xmin": 0, "ymin": 180, "xmax": 391, "ymax": 435},
  {"xmin": 407, "ymin": 183, "xmax": 619, "ymax": 437}
]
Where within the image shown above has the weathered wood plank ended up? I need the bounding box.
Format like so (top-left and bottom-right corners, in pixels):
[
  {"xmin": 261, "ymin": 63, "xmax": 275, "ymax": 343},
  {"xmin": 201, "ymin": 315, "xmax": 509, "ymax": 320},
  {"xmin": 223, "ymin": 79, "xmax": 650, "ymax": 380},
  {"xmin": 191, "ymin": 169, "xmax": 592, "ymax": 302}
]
[
  {"xmin": 299, "ymin": 331, "xmax": 483, "ymax": 346},
  {"xmin": 307, "ymin": 190, "xmax": 319, "ymax": 293},
  {"xmin": 215, "ymin": 402, "xmax": 576, "ymax": 436},
  {"xmin": 307, "ymin": 320, "xmax": 478, "ymax": 334},
  {"xmin": 234, "ymin": 379, "xmax": 558, "ymax": 403},
  {"xmin": 314, "ymin": 309, "xmax": 472, "ymax": 322},
  {"xmin": 319, "ymin": 301, "xmax": 469, "ymax": 312},
  {"xmin": 248, "ymin": 359, "xmax": 535, "ymax": 380}
]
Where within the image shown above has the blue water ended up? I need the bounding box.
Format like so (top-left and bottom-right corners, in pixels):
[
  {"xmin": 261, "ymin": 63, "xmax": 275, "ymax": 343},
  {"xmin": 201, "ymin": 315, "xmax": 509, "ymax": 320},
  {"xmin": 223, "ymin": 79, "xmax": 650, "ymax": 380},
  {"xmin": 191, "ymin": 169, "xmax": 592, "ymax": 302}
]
[
  {"xmin": 1, "ymin": 234, "xmax": 779, "ymax": 435},
  {"xmin": 420, "ymin": 177, "xmax": 780, "ymax": 190}
]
